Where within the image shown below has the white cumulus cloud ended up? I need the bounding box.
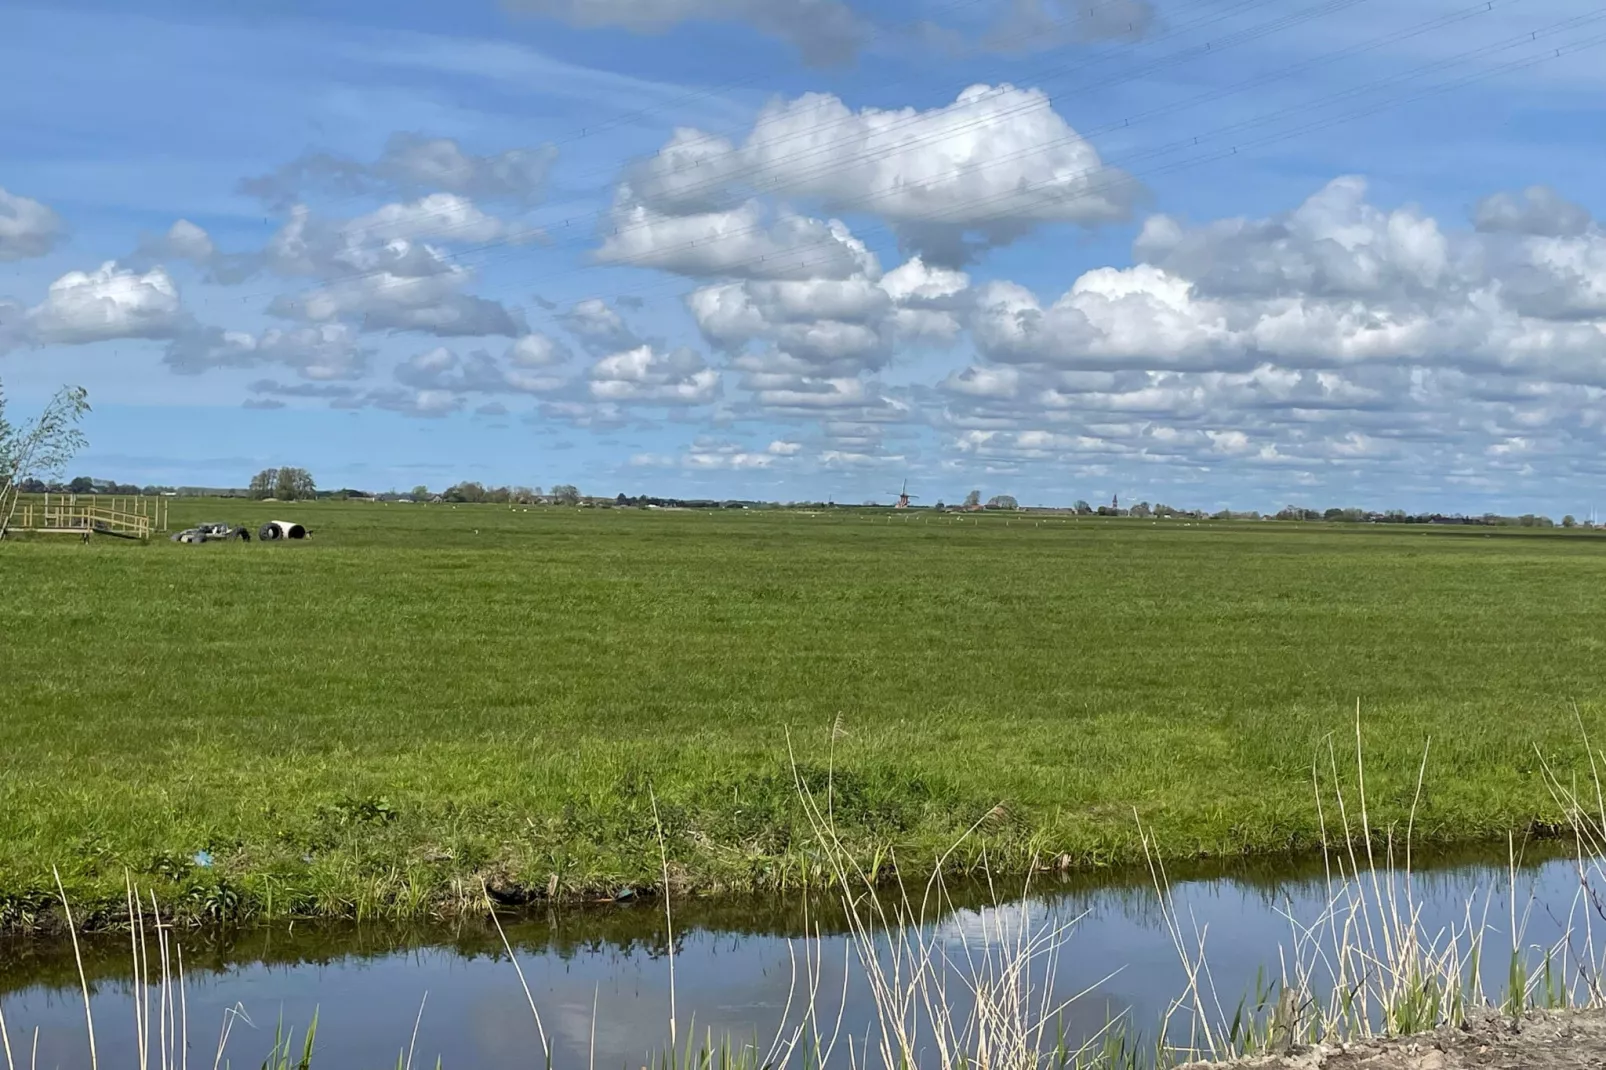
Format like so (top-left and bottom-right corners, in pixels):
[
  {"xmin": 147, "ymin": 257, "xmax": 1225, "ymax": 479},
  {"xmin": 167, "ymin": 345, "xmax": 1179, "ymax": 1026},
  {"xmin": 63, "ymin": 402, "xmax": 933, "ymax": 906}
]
[
  {"xmin": 626, "ymin": 84, "xmax": 1137, "ymax": 265},
  {"xmin": 684, "ymin": 438, "xmax": 777, "ymax": 468},
  {"xmin": 936, "ymin": 176, "xmax": 1606, "ymax": 498},
  {"xmin": 165, "ymin": 323, "xmax": 373, "ymax": 380},
  {"xmin": 560, "ymin": 297, "xmax": 645, "ymax": 356},
  {"xmin": 589, "ymin": 344, "xmax": 721, "ymax": 405},
  {"xmin": 688, "ymin": 258, "xmax": 968, "ymax": 364},
  {"xmin": 1473, "ymin": 185, "xmax": 1592, "ymax": 238},
  {"xmin": 395, "ymin": 340, "xmax": 571, "ymax": 394},
  {"xmin": 0, "ymin": 187, "xmax": 63, "ymax": 261},
  {"xmin": 598, "ymin": 197, "xmax": 876, "ymax": 280},
  {"xmin": 969, "ymin": 176, "xmax": 1606, "ymax": 381},
  {"xmin": 507, "ymin": 332, "xmax": 570, "ymax": 367},
  {"xmin": 25, "ymin": 263, "xmax": 185, "ymax": 345},
  {"xmin": 264, "ymin": 207, "xmax": 526, "ymax": 337},
  {"xmin": 345, "ymin": 193, "xmax": 538, "ymax": 244}
]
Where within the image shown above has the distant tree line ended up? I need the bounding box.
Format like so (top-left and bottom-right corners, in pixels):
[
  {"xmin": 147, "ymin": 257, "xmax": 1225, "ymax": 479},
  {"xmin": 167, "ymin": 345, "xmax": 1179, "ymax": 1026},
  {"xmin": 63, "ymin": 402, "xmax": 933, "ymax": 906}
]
[
  {"xmin": 433, "ymin": 483, "xmax": 544, "ymax": 504},
  {"xmin": 948, "ymin": 490, "xmax": 1019, "ymax": 510},
  {"xmin": 420, "ymin": 483, "xmax": 582, "ymax": 505},
  {"xmin": 1270, "ymin": 505, "xmax": 1567, "ymax": 527},
  {"xmin": 243, "ymin": 473, "xmax": 591, "ymax": 506},
  {"xmin": 614, "ymin": 493, "xmax": 758, "ymax": 509},
  {"xmin": 248, "ymin": 467, "xmax": 317, "ymax": 501},
  {"xmin": 943, "ymin": 491, "xmax": 1581, "ymax": 528},
  {"xmin": 47, "ymin": 476, "xmax": 597, "ymax": 505},
  {"xmin": 9, "ymin": 453, "xmax": 1594, "ymax": 531},
  {"xmin": 13, "ymin": 476, "xmax": 154, "ymax": 495}
]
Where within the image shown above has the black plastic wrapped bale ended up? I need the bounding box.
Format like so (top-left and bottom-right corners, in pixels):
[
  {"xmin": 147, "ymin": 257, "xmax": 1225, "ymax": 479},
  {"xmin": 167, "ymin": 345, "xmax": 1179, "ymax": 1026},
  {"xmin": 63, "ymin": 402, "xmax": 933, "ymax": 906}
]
[{"xmin": 259, "ymin": 521, "xmax": 307, "ymax": 540}]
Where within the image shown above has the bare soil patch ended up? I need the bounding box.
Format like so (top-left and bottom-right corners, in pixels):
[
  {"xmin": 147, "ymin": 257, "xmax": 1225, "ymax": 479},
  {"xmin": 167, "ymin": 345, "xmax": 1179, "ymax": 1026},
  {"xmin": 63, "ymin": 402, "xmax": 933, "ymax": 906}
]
[{"xmin": 1180, "ymin": 1012, "xmax": 1606, "ymax": 1070}]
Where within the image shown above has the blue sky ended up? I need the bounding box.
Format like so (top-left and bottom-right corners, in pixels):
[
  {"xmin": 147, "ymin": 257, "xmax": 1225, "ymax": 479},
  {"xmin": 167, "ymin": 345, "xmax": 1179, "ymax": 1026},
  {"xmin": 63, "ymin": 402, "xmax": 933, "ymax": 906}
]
[{"xmin": 3, "ymin": 0, "xmax": 1606, "ymax": 511}]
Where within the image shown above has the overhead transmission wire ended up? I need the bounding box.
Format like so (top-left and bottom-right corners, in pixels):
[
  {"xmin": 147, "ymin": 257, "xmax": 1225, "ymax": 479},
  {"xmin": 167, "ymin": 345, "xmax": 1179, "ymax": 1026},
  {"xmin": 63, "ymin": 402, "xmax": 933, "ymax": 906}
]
[
  {"xmin": 197, "ymin": 4, "xmax": 1606, "ymax": 334},
  {"xmin": 539, "ymin": 0, "xmax": 1566, "ymax": 260},
  {"xmin": 505, "ymin": 4, "xmax": 1606, "ymax": 316},
  {"xmin": 545, "ymin": 0, "xmax": 1295, "ymax": 188},
  {"xmin": 535, "ymin": 0, "xmax": 1157, "ymax": 149},
  {"xmin": 207, "ymin": 0, "xmax": 1389, "ymax": 313},
  {"xmin": 260, "ymin": 0, "xmax": 1308, "ymax": 271},
  {"xmin": 259, "ymin": 0, "xmax": 1146, "ymax": 224},
  {"xmin": 292, "ymin": 0, "xmax": 1328, "ymax": 248},
  {"xmin": 552, "ymin": 0, "xmax": 1555, "ymax": 286},
  {"xmin": 384, "ymin": 0, "xmax": 1606, "ymax": 313},
  {"xmin": 232, "ymin": 17, "xmax": 1604, "ymax": 463}
]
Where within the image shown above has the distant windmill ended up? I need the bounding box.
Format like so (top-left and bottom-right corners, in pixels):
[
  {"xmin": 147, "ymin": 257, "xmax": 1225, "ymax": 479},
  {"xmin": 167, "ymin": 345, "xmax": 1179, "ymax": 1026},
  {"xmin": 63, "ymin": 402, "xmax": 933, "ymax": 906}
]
[{"xmin": 892, "ymin": 479, "xmax": 919, "ymax": 510}]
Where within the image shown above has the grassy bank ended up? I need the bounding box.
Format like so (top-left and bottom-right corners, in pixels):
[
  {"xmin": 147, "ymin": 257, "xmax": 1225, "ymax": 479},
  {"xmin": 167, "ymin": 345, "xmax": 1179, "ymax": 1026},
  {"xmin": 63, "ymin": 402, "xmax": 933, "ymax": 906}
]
[{"xmin": 3, "ymin": 500, "xmax": 1605, "ymax": 928}]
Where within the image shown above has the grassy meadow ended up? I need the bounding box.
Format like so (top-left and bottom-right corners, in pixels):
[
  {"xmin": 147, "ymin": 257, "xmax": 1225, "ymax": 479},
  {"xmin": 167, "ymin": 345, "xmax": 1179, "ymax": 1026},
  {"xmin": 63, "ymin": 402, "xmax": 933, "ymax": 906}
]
[{"xmin": 3, "ymin": 498, "xmax": 1606, "ymax": 928}]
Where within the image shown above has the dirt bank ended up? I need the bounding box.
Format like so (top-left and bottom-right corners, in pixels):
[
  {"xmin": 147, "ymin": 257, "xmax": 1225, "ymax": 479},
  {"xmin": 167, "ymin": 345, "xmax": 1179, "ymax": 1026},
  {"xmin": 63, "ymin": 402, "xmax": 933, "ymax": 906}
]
[{"xmin": 1177, "ymin": 1011, "xmax": 1606, "ymax": 1070}]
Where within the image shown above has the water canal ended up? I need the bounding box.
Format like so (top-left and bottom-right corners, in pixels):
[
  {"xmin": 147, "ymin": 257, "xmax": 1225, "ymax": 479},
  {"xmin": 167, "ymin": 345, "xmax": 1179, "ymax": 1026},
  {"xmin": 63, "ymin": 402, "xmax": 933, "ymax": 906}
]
[{"xmin": 1, "ymin": 844, "xmax": 1596, "ymax": 1069}]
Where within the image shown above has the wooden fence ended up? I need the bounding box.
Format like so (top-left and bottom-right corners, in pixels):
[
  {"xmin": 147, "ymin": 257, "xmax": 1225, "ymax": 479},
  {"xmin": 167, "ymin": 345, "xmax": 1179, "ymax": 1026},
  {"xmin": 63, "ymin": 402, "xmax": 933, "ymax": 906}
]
[{"xmin": 1, "ymin": 493, "xmax": 168, "ymax": 541}]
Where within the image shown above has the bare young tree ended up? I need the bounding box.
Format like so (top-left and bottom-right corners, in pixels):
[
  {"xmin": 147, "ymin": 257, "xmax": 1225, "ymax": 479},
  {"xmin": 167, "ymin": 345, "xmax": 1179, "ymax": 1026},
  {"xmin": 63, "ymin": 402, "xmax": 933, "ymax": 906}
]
[{"xmin": 0, "ymin": 381, "xmax": 91, "ymax": 538}]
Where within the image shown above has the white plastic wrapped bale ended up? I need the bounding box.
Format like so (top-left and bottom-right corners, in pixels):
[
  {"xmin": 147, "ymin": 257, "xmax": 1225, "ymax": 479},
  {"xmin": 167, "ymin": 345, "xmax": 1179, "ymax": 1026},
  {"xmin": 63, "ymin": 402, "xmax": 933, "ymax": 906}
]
[{"xmin": 258, "ymin": 521, "xmax": 308, "ymax": 540}]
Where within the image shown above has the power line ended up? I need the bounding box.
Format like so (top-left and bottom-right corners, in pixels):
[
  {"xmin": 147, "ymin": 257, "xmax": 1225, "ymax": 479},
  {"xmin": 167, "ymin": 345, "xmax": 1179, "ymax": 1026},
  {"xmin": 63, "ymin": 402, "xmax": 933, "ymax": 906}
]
[
  {"xmin": 548, "ymin": 0, "xmax": 1290, "ymax": 188},
  {"xmin": 511, "ymin": 19, "xmax": 1606, "ymax": 379},
  {"xmin": 179, "ymin": 4, "xmax": 1606, "ymax": 385},
  {"xmin": 537, "ymin": 0, "xmax": 1153, "ymax": 150},
  {"xmin": 536, "ymin": 2, "xmax": 1602, "ymax": 280},
  {"xmin": 203, "ymin": 0, "xmax": 1513, "ymax": 314},
  {"xmin": 256, "ymin": 0, "xmax": 1351, "ymax": 269},
  {"xmin": 248, "ymin": 0, "xmax": 1145, "ymax": 223},
  {"xmin": 449, "ymin": 5, "xmax": 1606, "ymax": 313}
]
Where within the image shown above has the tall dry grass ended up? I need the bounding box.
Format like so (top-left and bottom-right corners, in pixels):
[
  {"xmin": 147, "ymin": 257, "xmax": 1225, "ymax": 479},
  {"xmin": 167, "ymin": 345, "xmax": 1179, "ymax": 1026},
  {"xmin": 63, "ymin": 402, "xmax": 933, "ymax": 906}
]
[{"xmin": 1149, "ymin": 712, "xmax": 1606, "ymax": 1064}]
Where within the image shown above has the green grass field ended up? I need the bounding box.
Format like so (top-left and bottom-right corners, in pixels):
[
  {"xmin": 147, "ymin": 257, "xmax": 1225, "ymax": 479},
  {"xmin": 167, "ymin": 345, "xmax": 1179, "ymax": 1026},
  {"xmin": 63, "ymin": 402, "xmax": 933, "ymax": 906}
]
[{"xmin": 4, "ymin": 499, "xmax": 1605, "ymax": 929}]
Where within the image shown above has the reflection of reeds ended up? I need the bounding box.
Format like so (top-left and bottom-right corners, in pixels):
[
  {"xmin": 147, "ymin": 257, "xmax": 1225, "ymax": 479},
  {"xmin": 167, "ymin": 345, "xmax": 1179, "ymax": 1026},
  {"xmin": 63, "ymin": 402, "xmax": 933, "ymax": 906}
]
[
  {"xmin": 1152, "ymin": 709, "xmax": 1606, "ymax": 1065},
  {"xmin": 10, "ymin": 715, "xmax": 1606, "ymax": 1069},
  {"xmin": 780, "ymin": 731, "xmax": 1127, "ymax": 1070}
]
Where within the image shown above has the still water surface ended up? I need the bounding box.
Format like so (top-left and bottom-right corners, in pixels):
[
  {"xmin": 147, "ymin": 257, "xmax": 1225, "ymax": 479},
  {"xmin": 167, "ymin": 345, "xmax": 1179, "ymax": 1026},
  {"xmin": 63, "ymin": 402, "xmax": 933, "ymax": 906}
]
[{"xmin": 0, "ymin": 847, "xmax": 1591, "ymax": 1069}]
